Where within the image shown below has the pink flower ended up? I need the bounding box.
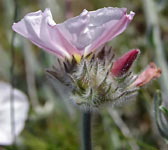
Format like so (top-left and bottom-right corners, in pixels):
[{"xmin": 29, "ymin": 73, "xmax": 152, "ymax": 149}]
[
  {"xmin": 12, "ymin": 8, "xmax": 135, "ymax": 59},
  {"xmin": 132, "ymin": 62, "xmax": 161, "ymax": 87},
  {"xmin": 112, "ymin": 49, "xmax": 140, "ymax": 77}
]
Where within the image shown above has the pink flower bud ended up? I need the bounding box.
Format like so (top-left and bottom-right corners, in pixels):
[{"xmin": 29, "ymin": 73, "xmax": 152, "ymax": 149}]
[
  {"xmin": 132, "ymin": 62, "xmax": 161, "ymax": 87},
  {"xmin": 111, "ymin": 49, "xmax": 140, "ymax": 77}
]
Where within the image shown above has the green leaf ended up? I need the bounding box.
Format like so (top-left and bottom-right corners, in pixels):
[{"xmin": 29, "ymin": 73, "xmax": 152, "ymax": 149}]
[{"xmin": 154, "ymin": 90, "xmax": 168, "ymax": 140}]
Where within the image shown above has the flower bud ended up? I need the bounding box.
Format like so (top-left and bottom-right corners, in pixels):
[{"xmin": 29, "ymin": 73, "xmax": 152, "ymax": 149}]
[{"xmin": 111, "ymin": 49, "xmax": 140, "ymax": 77}]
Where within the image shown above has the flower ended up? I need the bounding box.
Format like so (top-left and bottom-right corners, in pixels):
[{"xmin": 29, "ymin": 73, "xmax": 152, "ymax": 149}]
[
  {"xmin": 12, "ymin": 7, "xmax": 135, "ymax": 59},
  {"xmin": 12, "ymin": 7, "xmax": 161, "ymax": 110},
  {"xmin": 0, "ymin": 82, "xmax": 29, "ymax": 145}
]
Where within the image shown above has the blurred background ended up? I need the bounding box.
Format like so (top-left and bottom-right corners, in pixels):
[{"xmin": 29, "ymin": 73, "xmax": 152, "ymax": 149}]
[{"xmin": 0, "ymin": 0, "xmax": 168, "ymax": 149}]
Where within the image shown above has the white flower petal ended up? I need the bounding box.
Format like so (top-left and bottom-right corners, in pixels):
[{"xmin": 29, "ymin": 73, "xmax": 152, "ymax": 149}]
[{"xmin": 0, "ymin": 82, "xmax": 29, "ymax": 145}]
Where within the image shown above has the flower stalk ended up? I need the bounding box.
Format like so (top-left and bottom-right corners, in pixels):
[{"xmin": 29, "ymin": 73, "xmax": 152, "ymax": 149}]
[{"xmin": 82, "ymin": 111, "xmax": 92, "ymax": 150}]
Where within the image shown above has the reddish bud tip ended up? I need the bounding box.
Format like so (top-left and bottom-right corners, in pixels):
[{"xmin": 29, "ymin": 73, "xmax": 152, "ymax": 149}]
[
  {"xmin": 111, "ymin": 49, "xmax": 140, "ymax": 77},
  {"xmin": 132, "ymin": 62, "xmax": 161, "ymax": 87}
]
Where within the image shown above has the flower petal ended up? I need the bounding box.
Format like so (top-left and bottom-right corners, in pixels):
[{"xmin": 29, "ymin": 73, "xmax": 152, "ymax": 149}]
[
  {"xmin": 12, "ymin": 7, "xmax": 135, "ymax": 58},
  {"xmin": 87, "ymin": 9, "xmax": 135, "ymax": 54},
  {"xmin": 132, "ymin": 62, "xmax": 161, "ymax": 87},
  {"xmin": 0, "ymin": 82, "xmax": 29, "ymax": 145},
  {"xmin": 111, "ymin": 49, "xmax": 140, "ymax": 77},
  {"xmin": 12, "ymin": 8, "xmax": 77, "ymax": 59},
  {"xmin": 57, "ymin": 7, "xmax": 135, "ymax": 55}
]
